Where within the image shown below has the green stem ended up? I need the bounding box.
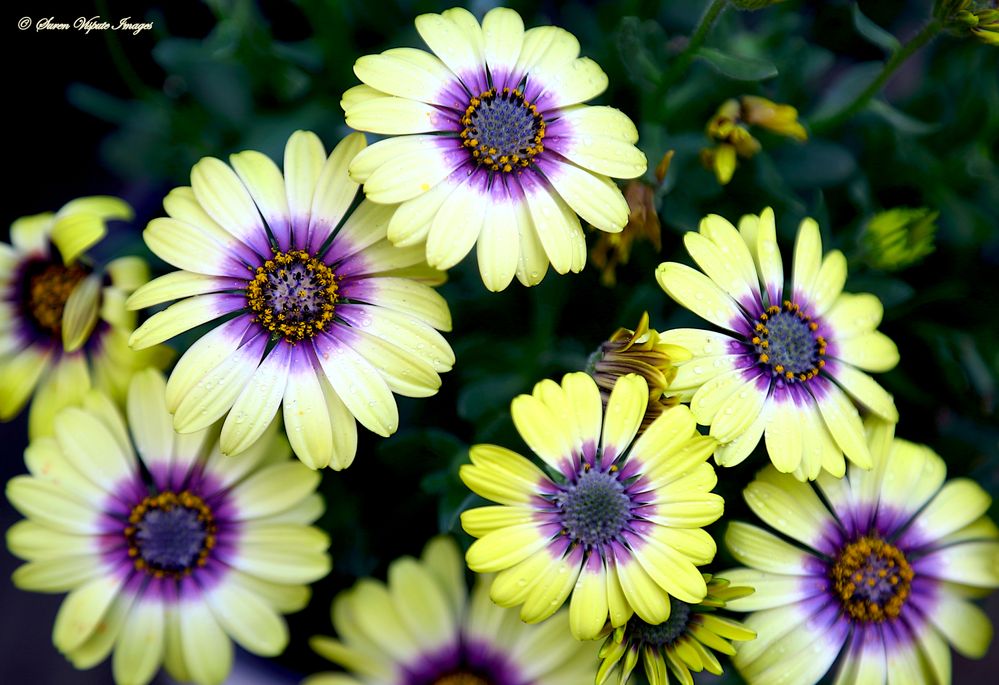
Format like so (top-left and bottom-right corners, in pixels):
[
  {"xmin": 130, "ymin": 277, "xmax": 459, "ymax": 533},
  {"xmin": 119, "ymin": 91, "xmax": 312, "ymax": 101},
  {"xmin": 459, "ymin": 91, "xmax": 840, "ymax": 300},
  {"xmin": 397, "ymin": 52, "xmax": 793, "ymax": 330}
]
[
  {"xmin": 658, "ymin": 0, "xmax": 729, "ymax": 94},
  {"xmin": 810, "ymin": 19, "xmax": 942, "ymax": 134},
  {"xmin": 96, "ymin": 0, "xmax": 150, "ymax": 98}
]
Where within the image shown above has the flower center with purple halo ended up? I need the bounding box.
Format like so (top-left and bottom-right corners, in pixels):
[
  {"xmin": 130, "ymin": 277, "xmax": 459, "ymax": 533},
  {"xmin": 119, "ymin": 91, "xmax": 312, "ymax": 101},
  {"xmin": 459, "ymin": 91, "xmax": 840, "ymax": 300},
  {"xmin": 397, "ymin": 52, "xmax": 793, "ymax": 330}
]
[
  {"xmin": 829, "ymin": 535, "xmax": 913, "ymax": 622},
  {"xmin": 125, "ymin": 491, "xmax": 216, "ymax": 578},
  {"xmin": 22, "ymin": 260, "xmax": 90, "ymax": 336},
  {"xmin": 625, "ymin": 597, "xmax": 692, "ymax": 647},
  {"xmin": 555, "ymin": 467, "xmax": 632, "ymax": 548},
  {"xmin": 246, "ymin": 249, "xmax": 339, "ymax": 343},
  {"xmin": 432, "ymin": 673, "xmax": 492, "ymax": 685},
  {"xmin": 752, "ymin": 300, "xmax": 826, "ymax": 382},
  {"xmin": 459, "ymin": 88, "xmax": 545, "ymax": 173}
]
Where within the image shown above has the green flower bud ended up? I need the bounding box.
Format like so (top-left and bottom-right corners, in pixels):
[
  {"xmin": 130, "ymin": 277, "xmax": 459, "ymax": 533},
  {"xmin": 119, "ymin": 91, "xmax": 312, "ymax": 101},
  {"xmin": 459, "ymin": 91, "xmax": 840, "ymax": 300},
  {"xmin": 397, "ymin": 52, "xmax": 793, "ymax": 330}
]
[{"xmin": 861, "ymin": 207, "xmax": 938, "ymax": 271}]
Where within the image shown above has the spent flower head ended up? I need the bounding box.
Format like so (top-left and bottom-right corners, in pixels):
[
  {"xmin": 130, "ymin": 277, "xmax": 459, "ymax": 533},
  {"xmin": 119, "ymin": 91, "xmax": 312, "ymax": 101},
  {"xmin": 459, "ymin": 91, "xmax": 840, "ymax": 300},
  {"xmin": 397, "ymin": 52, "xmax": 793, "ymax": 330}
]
[{"xmin": 588, "ymin": 312, "xmax": 689, "ymax": 429}]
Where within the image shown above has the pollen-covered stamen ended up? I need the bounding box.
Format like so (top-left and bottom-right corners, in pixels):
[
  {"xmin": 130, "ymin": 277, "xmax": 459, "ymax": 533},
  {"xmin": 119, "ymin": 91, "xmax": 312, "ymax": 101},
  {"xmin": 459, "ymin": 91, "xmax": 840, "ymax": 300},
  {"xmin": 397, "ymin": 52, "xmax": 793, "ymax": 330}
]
[
  {"xmin": 125, "ymin": 491, "xmax": 216, "ymax": 578},
  {"xmin": 23, "ymin": 261, "xmax": 90, "ymax": 336},
  {"xmin": 433, "ymin": 673, "xmax": 492, "ymax": 685},
  {"xmin": 459, "ymin": 88, "xmax": 545, "ymax": 172},
  {"xmin": 752, "ymin": 300, "xmax": 826, "ymax": 382},
  {"xmin": 830, "ymin": 536, "xmax": 914, "ymax": 622},
  {"xmin": 554, "ymin": 468, "xmax": 631, "ymax": 548},
  {"xmin": 625, "ymin": 597, "xmax": 692, "ymax": 647},
  {"xmin": 246, "ymin": 250, "xmax": 339, "ymax": 343}
]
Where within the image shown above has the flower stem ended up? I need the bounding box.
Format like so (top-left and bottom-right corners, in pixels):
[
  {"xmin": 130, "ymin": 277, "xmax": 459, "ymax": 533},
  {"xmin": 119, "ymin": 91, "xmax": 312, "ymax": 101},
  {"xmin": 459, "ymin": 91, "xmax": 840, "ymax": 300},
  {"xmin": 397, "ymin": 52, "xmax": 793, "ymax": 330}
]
[
  {"xmin": 658, "ymin": 0, "xmax": 729, "ymax": 93},
  {"xmin": 810, "ymin": 19, "xmax": 942, "ymax": 134}
]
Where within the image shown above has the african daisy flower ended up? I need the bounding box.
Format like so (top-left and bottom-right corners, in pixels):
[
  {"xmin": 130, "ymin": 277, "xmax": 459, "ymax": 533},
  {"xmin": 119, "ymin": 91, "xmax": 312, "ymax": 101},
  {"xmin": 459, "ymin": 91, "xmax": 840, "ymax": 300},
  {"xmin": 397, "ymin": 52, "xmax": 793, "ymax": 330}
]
[
  {"xmin": 306, "ymin": 536, "xmax": 598, "ymax": 685},
  {"xmin": 721, "ymin": 419, "xmax": 999, "ymax": 685},
  {"xmin": 127, "ymin": 130, "xmax": 454, "ymax": 470},
  {"xmin": 657, "ymin": 208, "xmax": 900, "ymax": 481},
  {"xmin": 460, "ymin": 372, "xmax": 723, "ymax": 641},
  {"xmin": 343, "ymin": 6, "xmax": 647, "ymax": 291},
  {"xmin": 1, "ymin": 196, "xmax": 169, "ymax": 438},
  {"xmin": 597, "ymin": 575, "xmax": 755, "ymax": 685},
  {"xmin": 5, "ymin": 369, "xmax": 330, "ymax": 685}
]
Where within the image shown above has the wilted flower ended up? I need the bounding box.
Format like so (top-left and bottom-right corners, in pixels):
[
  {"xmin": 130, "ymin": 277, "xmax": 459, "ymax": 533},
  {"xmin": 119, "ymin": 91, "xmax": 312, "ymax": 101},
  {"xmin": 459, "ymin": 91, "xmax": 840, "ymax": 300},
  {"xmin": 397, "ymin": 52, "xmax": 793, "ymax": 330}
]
[
  {"xmin": 861, "ymin": 207, "xmax": 938, "ymax": 271},
  {"xmin": 588, "ymin": 312, "xmax": 689, "ymax": 428},
  {"xmin": 590, "ymin": 181, "xmax": 663, "ymax": 286},
  {"xmin": 740, "ymin": 96, "xmax": 807, "ymax": 141},
  {"xmin": 701, "ymin": 97, "xmax": 806, "ymax": 184}
]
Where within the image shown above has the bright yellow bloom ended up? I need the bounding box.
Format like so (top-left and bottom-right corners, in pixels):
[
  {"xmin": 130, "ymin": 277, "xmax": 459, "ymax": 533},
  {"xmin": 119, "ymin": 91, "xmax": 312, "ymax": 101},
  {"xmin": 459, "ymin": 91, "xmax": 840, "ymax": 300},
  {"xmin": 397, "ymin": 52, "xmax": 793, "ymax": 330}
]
[
  {"xmin": 460, "ymin": 372, "xmax": 723, "ymax": 641},
  {"xmin": 0, "ymin": 196, "xmax": 170, "ymax": 437}
]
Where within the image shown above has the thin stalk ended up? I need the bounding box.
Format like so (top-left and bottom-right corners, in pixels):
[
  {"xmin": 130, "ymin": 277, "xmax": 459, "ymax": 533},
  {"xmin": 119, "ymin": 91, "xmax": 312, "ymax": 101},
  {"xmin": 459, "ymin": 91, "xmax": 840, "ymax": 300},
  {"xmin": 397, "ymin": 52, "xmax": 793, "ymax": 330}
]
[
  {"xmin": 96, "ymin": 0, "xmax": 151, "ymax": 98},
  {"xmin": 658, "ymin": 0, "xmax": 729, "ymax": 94},
  {"xmin": 810, "ymin": 19, "xmax": 942, "ymax": 134}
]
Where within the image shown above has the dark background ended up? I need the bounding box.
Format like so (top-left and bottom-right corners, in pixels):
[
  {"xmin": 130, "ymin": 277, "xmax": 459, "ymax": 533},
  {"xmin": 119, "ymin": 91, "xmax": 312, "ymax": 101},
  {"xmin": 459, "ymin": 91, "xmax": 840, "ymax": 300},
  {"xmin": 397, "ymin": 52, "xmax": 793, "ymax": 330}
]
[{"xmin": 3, "ymin": 0, "xmax": 998, "ymax": 683}]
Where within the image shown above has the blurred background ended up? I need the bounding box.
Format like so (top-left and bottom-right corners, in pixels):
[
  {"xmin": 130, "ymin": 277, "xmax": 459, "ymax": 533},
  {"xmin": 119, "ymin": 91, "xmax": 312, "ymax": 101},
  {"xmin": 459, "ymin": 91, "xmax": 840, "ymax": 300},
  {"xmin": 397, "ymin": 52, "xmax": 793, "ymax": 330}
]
[{"xmin": 3, "ymin": 0, "xmax": 997, "ymax": 682}]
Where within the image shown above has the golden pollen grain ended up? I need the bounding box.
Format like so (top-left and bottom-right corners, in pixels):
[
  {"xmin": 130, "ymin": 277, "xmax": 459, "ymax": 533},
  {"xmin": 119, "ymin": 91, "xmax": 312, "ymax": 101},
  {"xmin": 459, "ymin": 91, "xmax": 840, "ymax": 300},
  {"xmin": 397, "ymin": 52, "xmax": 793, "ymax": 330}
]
[
  {"xmin": 26, "ymin": 262, "xmax": 90, "ymax": 335},
  {"xmin": 830, "ymin": 536, "xmax": 913, "ymax": 622},
  {"xmin": 460, "ymin": 88, "xmax": 545, "ymax": 172},
  {"xmin": 246, "ymin": 250, "xmax": 339, "ymax": 343}
]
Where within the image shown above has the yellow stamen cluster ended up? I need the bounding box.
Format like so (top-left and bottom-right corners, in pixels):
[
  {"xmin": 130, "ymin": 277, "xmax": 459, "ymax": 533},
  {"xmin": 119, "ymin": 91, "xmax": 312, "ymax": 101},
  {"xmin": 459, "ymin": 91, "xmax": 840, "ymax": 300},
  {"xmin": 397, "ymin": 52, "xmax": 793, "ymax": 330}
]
[
  {"xmin": 830, "ymin": 536, "xmax": 914, "ymax": 622},
  {"xmin": 246, "ymin": 249, "xmax": 339, "ymax": 343},
  {"xmin": 459, "ymin": 88, "xmax": 545, "ymax": 173},
  {"xmin": 125, "ymin": 491, "xmax": 216, "ymax": 578},
  {"xmin": 753, "ymin": 300, "xmax": 826, "ymax": 382},
  {"xmin": 26, "ymin": 262, "xmax": 89, "ymax": 335}
]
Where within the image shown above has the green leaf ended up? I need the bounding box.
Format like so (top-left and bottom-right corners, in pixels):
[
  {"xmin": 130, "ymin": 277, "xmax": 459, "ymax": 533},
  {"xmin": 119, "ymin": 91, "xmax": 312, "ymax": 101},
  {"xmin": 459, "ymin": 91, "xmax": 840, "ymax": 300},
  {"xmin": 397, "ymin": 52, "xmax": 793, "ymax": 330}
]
[
  {"xmin": 867, "ymin": 99, "xmax": 941, "ymax": 136},
  {"xmin": 694, "ymin": 47, "xmax": 778, "ymax": 81},
  {"xmin": 616, "ymin": 17, "xmax": 666, "ymax": 88},
  {"xmin": 809, "ymin": 61, "xmax": 882, "ymax": 121},
  {"xmin": 851, "ymin": 4, "xmax": 901, "ymax": 54},
  {"xmin": 772, "ymin": 140, "xmax": 857, "ymax": 189}
]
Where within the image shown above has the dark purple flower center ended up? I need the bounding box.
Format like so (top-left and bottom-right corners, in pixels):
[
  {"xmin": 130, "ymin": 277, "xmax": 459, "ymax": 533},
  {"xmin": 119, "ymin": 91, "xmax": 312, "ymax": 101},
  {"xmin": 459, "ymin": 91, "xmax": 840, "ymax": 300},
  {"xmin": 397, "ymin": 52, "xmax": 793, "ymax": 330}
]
[
  {"xmin": 460, "ymin": 88, "xmax": 545, "ymax": 172},
  {"xmin": 752, "ymin": 300, "xmax": 826, "ymax": 382},
  {"xmin": 829, "ymin": 535, "xmax": 913, "ymax": 622},
  {"xmin": 626, "ymin": 597, "xmax": 692, "ymax": 647},
  {"xmin": 125, "ymin": 491, "xmax": 216, "ymax": 577},
  {"xmin": 555, "ymin": 467, "xmax": 631, "ymax": 548},
  {"xmin": 21, "ymin": 260, "xmax": 91, "ymax": 337},
  {"xmin": 246, "ymin": 249, "xmax": 339, "ymax": 343}
]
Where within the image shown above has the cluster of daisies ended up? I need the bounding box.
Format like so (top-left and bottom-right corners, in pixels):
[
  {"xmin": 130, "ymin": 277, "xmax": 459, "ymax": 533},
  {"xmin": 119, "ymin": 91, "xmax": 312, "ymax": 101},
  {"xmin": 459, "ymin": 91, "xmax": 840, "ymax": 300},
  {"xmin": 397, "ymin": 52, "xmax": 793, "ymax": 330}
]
[{"xmin": 2, "ymin": 6, "xmax": 996, "ymax": 685}]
